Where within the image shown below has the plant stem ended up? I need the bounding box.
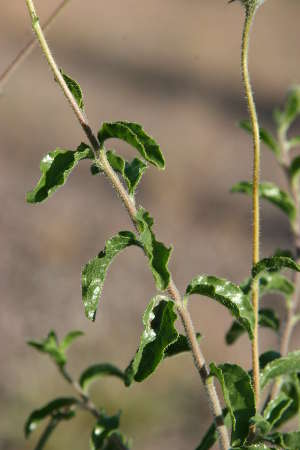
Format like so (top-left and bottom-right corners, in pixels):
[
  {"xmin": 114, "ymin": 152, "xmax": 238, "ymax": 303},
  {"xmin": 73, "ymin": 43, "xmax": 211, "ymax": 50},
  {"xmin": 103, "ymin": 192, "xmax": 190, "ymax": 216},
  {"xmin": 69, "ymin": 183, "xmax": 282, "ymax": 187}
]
[
  {"xmin": 24, "ymin": 1, "xmax": 230, "ymax": 448},
  {"xmin": 241, "ymin": 7, "xmax": 261, "ymax": 410},
  {"xmin": 0, "ymin": 0, "xmax": 71, "ymax": 93}
]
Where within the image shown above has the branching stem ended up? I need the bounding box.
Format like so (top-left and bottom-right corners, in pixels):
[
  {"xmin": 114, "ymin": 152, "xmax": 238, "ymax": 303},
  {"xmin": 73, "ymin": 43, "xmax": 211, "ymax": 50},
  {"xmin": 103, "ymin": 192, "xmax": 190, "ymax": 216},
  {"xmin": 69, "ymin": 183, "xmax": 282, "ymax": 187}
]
[
  {"xmin": 24, "ymin": 0, "xmax": 230, "ymax": 448},
  {"xmin": 241, "ymin": 7, "xmax": 261, "ymax": 409}
]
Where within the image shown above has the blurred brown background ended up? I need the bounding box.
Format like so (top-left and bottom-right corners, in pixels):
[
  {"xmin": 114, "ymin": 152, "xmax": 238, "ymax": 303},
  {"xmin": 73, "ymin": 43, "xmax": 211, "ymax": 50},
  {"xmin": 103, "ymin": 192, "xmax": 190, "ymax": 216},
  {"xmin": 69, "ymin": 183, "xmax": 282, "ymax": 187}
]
[{"xmin": 1, "ymin": 1, "xmax": 300, "ymax": 449}]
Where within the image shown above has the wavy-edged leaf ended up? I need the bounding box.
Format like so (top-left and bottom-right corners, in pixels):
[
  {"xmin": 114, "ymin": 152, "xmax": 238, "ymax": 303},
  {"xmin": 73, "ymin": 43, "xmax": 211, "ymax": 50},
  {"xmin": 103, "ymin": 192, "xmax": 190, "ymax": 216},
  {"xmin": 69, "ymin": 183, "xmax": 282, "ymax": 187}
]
[
  {"xmin": 290, "ymin": 156, "xmax": 300, "ymax": 189},
  {"xmin": 252, "ymin": 256, "xmax": 300, "ymax": 279},
  {"xmin": 209, "ymin": 363, "xmax": 255, "ymax": 446},
  {"xmin": 195, "ymin": 410, "xmax": 230, "ymax": 450},
  {"xmin": 61, "ymin": 70, "xmax": 84, "ymax": 111},
  {"xmin": 186, "ymin": 275, "xmax": 254, "ymax": 340},
  {"xmin": 240, "ymin": 273, "xmax": 294, "ymax": 299},
  {"xmin": 25, "ymin": 397, "xmax": 78, "ymax": 438},
  {"xmin": 27, "ymin": 143, "xmax": 92, "ymax": 203},
  {"xmin": 98, "ymin": 121, "xmax": 165, "ymax": 169},
  {"xmin": 266, "ymin": 431, "xmax": 300, "ymax": 450},
  {"xmin": 79, "ymin": 364, "xmax": 127, "ymax": 392},
  {"xmin": 59, "ymin": 330, "xmax": 84, "ymax": 353},
  {"xmin": 239, "ymin": 120, "xmax": 280, "ymax": 156},
  {"xmin": 28, "ymin": 331, "xmax": 66, "ymax": 367},
  {"xmin": 136, "ymin": 208, "xmax": 172, "ymax": 290},
  {"xmin": 125, "ymin": 296, "xmax": 178, "ymax": 385},
  {"xmin": 225, "ymin": 308, "xmax": 279, "ymax": 345},
  {"xmin": 82, "ymin": 231, "xmax": 140, "ymax": 321},
  {"xmin": 105, "ymin": 150, "xmax": 147, "ymax": 196},
  {"xmin": 260, "ymin": 351, "xmax": 300, "ymax": 389},
  {"xmin": 164, "ymin": 333, "xmax": 201, "ymax": 358},
  {"xmin": 231, "ymin": 181, "xmax": 296, "ymax": 223},
  {"xmin": 263, "ymin": 393, "xmax": 292, "ymax": 430}
]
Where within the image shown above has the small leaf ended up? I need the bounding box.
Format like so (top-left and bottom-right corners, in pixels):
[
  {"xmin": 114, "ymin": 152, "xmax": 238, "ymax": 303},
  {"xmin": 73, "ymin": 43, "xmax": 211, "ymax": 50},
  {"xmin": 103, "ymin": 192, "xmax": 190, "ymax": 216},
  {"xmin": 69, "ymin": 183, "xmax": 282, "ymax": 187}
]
[
  {"xmin": 195, "ymin": 410, "xmax": 230, "ymax": 450},
  {"xmin": 209, "ymin": 363, "xmax": 255, "ymax": 446},
  {"xmin": 136, "ymin": 208, "xmax": 172, "ymax": 291},
  {"xmin": 28, "ymin": 331, "xmax": 66, "ymax": 367},
  {"xmin": 59, "ymin": 330, "xmax": 84, "ymax": 353},
  {"xmin": 225, "ymin": 308, "xmax": 279, "ymax": 345},
  {"xmin": 106, "ymin": 150, "xmax": 147, "ymax": 195},
  {"xmin": 290, "ymin": 156, "xmax": 300, "ymax": 188},
  {"xmin": 82, "ymin": 231, "xmax": 140, "ymax": 321},
  {"xmin": 164, "ymin": 333, "xmax": 201, "ymax": 358},
  {"xmin": 260, "ymin": 351, "xmax": 300, "ymax": 389},
  {"xmin": 231, "ymin": 181, "xmax": 296, "ymax": 223},
  {"xmin": 263, "ymin": 393, "xmax": 292, "ymax": 430},
  {"xmin": 79, "ymin": 364, "xmax": 127, "ymax": 392},
  {"xmin": 25, "ymin": 397, "xmax": 78, "ymax": 438},
  {"xmin": 186, "ymin": 275, "xmax": 255, "ymax": 340},
  {"xmin": 252, "ymin": 256, "xmax": 300, "ymax": 279},
  {"xmin": 282, "ymin": 86, "xmax": 300, "ymax": 127},
  {"xmin": 98, "ymin": 121, "xmax": 165, "ymax": 169},
  {"xmin": 61, "ymin": 69, "xmax": 84, "ymax": 110},
  {"xmin": 27, "ymin": 143, "xmax": 93, "ymax": 203},
  {"xmin": 249, "ymin": 414, "xmax": 271, "ymax": 436},
  {"xmin": 239, "ymin": 120, "xmax": 280, "ymax": 156},
  {"xmin": 125, "ymin": 296, "xmax": 178, "ymax": 385}
]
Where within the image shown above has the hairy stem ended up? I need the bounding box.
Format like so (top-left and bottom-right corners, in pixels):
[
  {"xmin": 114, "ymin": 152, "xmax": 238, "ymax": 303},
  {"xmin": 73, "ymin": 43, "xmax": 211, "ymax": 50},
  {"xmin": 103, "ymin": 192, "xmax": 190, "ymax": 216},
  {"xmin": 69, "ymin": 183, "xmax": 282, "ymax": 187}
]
[
  {"xmin": 241, "ymin": 8, "xmax": 261, "ymax": 409},
  {"xmin": 0, "ymin": 0, "xmax": 71, "ymax": 93},
  {"xmin": 25, "ymin": 1, "xmax": 230, "ymax": 447}
]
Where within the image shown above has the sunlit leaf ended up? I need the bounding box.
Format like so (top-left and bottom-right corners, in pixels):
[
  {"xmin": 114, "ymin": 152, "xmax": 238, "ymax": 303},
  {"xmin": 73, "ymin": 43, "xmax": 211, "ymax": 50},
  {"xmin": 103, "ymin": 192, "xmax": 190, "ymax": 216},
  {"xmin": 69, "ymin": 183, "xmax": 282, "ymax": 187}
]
[
  {"xmin": 164, "ymin": 333, "xmax": 201, "ymax": 358},
  {"xmin": 59, "ymin": 330, "xmax": 84, "ymax": 353},
  {"xmin": 125, "ymin": 296, "xmax": 178, "ymax": 385},
  {"xmin": 240, "ymin": 272, "xmax": 294, "ymax": 299},
  {"xmin": 82, "ymin": 231, "xmax": 140, "ymax": 321},
  {"xmin": 260, "ymin": 351, "xmax": 300, "ymax": 389},
  {"xmin": 60, "ymin": 69, "xmax": 84, "ymax": 111},
  {"xmin": 252, "ymin": 256, "xmax": 300, "ymax": 279},
  {"xmin": 231, "ymin": 181, "xmax": 296, "ymax": 223},
  {"xmin": 27, "ymin": 143, "xmax": 92, "ymax": 203},
  {"xmin": 186, "ymin": 275, "xmax": 254, "ymax": 340},
  {"xmin": 28, "ymin": 331, "xmax": 66, "ymax": 367},
  {"xmin": 79, "ymin": 364, "xmax": 127, "ymax": 392},
  {"xmin": 209, "ymin": 363, "xmax": 255, "ymax": 446},
  {"xmin": 263, "ymin": 393, "xmax": 292, "ymax": 430},
  {"xmin": 98, "ymin": 121, "xmax": 165, "ymax": 169}
]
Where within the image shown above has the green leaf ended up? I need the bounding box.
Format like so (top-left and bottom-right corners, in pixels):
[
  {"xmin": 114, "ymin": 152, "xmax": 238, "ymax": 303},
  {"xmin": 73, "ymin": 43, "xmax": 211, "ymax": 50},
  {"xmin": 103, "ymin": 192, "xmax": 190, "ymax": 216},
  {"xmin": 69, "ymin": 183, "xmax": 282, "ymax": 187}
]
[
  {"xmin": 164, "ymin": 333, "xmax": 201, "ymax": 358},
  {"xmin": 266, "ymin": 431, "xmax": 300, "ymax": 450},
  {"xmin": 290, "ymin": 156, "xmax": 300, "ymax": 188},
  {"xmin": 98, "ymin": 121, "xmax": 165, "ymax": 169},
  {"xmin": 105, "ymin": 150, "xmax": 147, "ymax": 196},
  {"xmin": 28, "ymin": 331, "xmax": 66, "ymax": 367},
  {"xmin": 79, "ymin": 364, "xmax": 127, "ymax": 392},
  {"xmin": 25, "ymin": 397, "xmax": 78, "ymax": 438},
  {"xmin": 260, "ymin": 351, "xmax": 300, "ymax": 389},
  {"xmin": 282, "ymin": 86, "xmax": 300, "ymax": 127},
  {"xmin": 252, "ymin": 256, "xmax": 300, "ymax": 279},
  {"xmin": 186, "ymin": 275, "xmax": 255, "ymax": 340},
  {"xmin": 231, "ymin": 181, "xmax": 296, "ymax": 223},
  {"xmin": 225, "ymin": 308, "xmax": 279, "ymax": 345},
  {"xmin": 61, "ymin": 69, "xmax": 84, "ymax": 110},
  {"xmin": 250, "ymin": 414, "xmax": 271, "ymax": 436},
  {"xmin": 209, "ymin": 363, "xmax": 255, "ymax": 446},
  {"xmin": 259, "ymin": 351, "xmax": 281, "ymax": 370},
  {"xmin": 274, "ymin": 375, "xmax": 300, "ymax": 428},
  {"xmin": 231, "ymin": 445, "xmax": 273, "ymax": 450},
  {"xmin": 34, "ymin": 418, "xmax": 60, "ymax": 450},
  {"xmin": 82, "ymin": 231, "xmax": 140, "ymax": 321},
  {"xmin": 27, "ymin": 143, "xmax": 92, "ymax": 203},
  {"xmin": 288, "ymin": 136, "xmax": 300, "ymax": 150},
  {"xmin": 239, "ymin": 120, "xmax": 280, "ymax": 156},
  {"xmin": 136, "ymin": 208, "xmax": 172, "ymax": 290},
  {"xmin": 240, "ymin": 273, "xmax": 294, "ymax": 299},
  {"xmin": 90, "ymin": 411, "xmax": 120, "ymax": 450},
  {"xmin": 102, "ymin": 432, "xmax": 131, "ymax": 450},
  {"xmin": 125, "ymin": 296, "xmax": 178, "ymax": 385},
  {"xmin": 195, "ymin": 410, "xmax": 230, "ymax": 450},
  {"xmin": 59, "ymin": 330, "xmax": 84, "ymax": 353},
  {"xmin": 263, "ymin": 393, "xmax": 292, "ymax": 430}
]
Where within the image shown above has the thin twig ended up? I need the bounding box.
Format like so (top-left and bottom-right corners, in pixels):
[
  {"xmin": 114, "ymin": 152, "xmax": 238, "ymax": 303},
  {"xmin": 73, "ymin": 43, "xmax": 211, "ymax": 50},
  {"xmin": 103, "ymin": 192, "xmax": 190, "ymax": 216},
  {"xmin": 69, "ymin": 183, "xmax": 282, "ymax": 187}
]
[
  {"xmin": 241, "ymin": 6, "xmax": 261, "ymax": 410},
  {"xmin": 24, "ymin": 0, "xmax": 230, "ymax": 448},
  {"xmin": 0, "ymin": 0, "xmax": 71, "ymax": 93}
]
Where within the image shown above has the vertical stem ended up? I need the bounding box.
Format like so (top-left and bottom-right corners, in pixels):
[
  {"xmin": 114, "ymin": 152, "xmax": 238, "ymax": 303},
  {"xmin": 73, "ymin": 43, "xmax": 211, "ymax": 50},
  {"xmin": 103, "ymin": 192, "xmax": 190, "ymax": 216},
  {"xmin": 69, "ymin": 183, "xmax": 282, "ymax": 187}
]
[
  {"xmin": 241, "ymin": 8, "xmax": 261, "ymax": 409},
  {"xmin": 24, "ymin": 1, "xmax": 230, "ymax": 448}
]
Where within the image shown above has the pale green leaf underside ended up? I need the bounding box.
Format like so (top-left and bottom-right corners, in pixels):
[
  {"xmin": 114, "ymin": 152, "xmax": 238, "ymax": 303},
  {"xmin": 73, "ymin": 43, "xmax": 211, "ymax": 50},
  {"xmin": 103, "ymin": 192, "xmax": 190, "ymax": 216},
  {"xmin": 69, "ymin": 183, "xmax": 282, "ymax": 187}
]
[
  {"xmin": 79, "ymin": 363, "xmax": 127, "ymax": 392},
  {"xmin": 209, "ymin": 363, "xmax": 255, "ymax": 446},
  {"xmin": 82, "ymin": 231, "xmax": 140, "ymax": 321},
  {"xmin": 231, "ymin": 181, "xmax": 296, "ymax": 223},
  {"xmin": 240, "ymin": 272, "xmax": 294, "ymax": 299},
  {"xmin": 260, "ymin": 351, "xmax": 300, "ymax": 389},
  {"xmin": 98, "ymin": 121, "xmax": 165, "ymax": 169},
  {"xmin": 186, "ymin": 275, "xmax": 255, "ymax": 340},
  {"xmin": 27, "ymin": 143, "xmax": 92, "ymax": 203},
  {"xmin": 125, "ymin": 296, "xmax": 178, "ymax": 384},
  {"xmin": 252, "ymin": 256, "xmax": 300, "ymax": 279}
]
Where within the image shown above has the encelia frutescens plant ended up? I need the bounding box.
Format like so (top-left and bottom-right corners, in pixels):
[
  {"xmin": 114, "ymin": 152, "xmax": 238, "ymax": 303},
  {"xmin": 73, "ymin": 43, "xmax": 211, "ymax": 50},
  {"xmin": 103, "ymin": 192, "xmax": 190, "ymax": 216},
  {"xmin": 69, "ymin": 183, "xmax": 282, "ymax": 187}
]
[{"xmin": 21, "ymin": 0, "xmax": 300, "ymax": 449}]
